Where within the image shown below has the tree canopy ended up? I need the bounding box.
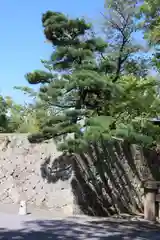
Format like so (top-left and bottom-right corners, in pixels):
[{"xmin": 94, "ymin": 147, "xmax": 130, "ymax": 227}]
[
  {"xmin": 20, "ymin": 2, "xmax": 160, "ymax": 153},
  {"xmin": 0, "ymin": 0, "xmax": 160, "ymax": 154}
]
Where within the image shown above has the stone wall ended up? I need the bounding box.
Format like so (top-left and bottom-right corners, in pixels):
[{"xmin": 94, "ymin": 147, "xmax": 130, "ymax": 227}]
[
  {"xmin": 0, "ymin": 134, "xmax": 158, "ymax": 217},
  {"xmin": 69, "ymin": 140, "xmax": 160, "ymax": 216},
  {"xmin": 0, "ymin": 134, "xmax": 74, "ymax": 215}
]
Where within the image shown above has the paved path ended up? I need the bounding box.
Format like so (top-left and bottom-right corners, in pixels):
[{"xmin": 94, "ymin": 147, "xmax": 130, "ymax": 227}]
[{"xmin": 0, "ymin": 211, "xmax": 160, "ymax": 239}]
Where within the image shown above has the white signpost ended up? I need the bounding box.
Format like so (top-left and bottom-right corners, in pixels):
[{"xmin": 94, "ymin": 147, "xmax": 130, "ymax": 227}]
[{"xmin": 18, "ymin": 200, "xmax": 27, "ymax": 215}]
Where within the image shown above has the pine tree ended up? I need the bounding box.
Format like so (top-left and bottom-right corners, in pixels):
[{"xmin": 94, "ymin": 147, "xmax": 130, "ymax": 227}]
[
  {"xmin": 25, "ymin": 11, "xmax": 116, "ymax": 149},
  {"xmin": 25, "ymin": 9, "xmax": 160, "ymax": 152}
]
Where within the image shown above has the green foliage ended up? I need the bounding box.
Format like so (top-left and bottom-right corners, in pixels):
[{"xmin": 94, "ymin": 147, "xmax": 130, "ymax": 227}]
[
  {"xmin": 103, "ymin": 0, "xmax": 150, "ymax": 78},
  {"xmin": 139, "ymin": 0, "xmax": 160, "ymax": 72},
  {"xmin": 139, "ymin": 0, "xmax": 160, "ymax": 44},
  {"xmin": 5, "ymin": 97, "xmax": 39, "ymax": 133},
  {"xmin": 1, "ymin": 0, "xmax": 159, "ymax": 149},
  {"xmin": 14, "ymin": 86, "xmax": 37, "ymax": 97},
  {"xmin": 22, "ymin": 7, "xmax": 160, "ymax": 153},
  {"xmin": 0, "ymin": 95, "xmax": 38, "ymax": 133},
  {"xmin": 0, "ymin": 95, "xmax": 10, "ymax": 132}
]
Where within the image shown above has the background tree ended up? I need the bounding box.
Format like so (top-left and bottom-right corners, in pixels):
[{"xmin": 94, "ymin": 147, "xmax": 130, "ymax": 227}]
[
  {"xmin": 139, "ymin": 0, "xmax": 160, "ymax": 72},
  {"xmin": 0, "ymin": 95, "xmax": 10, "ymax": 132},
  {"xmin": 103, "ymin": 0, "xmax": 150, "ymax": 79},
  {"xmin": 139, "ymin": 0, "xmax": 160, "ymax": 45},
  {"xmin": 5, "ymin": 95, "xmax": 44, "ymax": 133}
]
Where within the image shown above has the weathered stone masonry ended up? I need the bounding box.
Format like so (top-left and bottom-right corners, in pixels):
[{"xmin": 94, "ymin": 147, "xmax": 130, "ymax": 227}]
[
  {"xmin": 1, "ymin": 134, "xmax": 159, "ymax": 217},
  {"xmin": 0, "ymin": 134, "xmax": 74, "ymax": 214}
]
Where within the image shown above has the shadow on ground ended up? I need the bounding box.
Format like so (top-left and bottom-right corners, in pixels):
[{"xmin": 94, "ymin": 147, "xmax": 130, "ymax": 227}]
[{"xmin": 0, "ymin": 218, "xmax": 160, "ymax": 239}]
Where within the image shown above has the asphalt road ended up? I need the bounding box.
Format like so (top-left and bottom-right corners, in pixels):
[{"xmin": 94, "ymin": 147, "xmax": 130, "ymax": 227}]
[{"xmin": 0, "ymin": 211, "xmax": 160, "ymax": 239}]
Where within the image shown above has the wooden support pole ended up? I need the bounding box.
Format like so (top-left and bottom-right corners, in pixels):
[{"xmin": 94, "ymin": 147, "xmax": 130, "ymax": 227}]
[
  {"xmin": 144, "ymin": 189, "xmax": 156, "ymax": 221},
  {"xmin": 158, "ymin": 202, "xmax": 160, "ymax": 220},
  {"xmin": 156, "ymin": 192, "xmax": 160, "ymax": 220}
]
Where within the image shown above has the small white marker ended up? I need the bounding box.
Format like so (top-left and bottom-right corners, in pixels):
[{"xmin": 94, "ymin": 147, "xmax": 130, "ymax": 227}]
[{"xmin": 18, "ymin": 200, "xmax": 27, "ymax": 215}]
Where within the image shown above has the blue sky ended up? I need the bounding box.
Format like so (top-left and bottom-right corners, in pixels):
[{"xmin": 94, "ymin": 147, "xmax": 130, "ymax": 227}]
[{"xmin": 0, "ymin": 0, "xmax": 104, "ymax": 103}]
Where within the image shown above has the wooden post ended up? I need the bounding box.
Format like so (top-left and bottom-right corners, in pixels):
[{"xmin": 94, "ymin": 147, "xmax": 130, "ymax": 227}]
[
  {"xmin": 156, "ymin": 190, "xmax": 160, "ymax": 220},
  {"xmin": 158, "ymin": 202, "xmax": 160, "ymax": 220},
  {"xmin": 144, "ymin": 189, "xmax": 156, "ymax": 221},
  {"xmin": 144, "ymin": 181, "xmax": 157, "ymax": 221}
]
